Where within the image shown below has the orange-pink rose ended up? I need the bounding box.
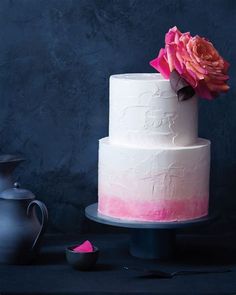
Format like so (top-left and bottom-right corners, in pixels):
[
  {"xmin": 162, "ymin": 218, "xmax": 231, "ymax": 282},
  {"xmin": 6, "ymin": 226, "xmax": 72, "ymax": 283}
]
[{"xmin": 150, "ymin": 26, "xmax": 230, "ymax": 99}]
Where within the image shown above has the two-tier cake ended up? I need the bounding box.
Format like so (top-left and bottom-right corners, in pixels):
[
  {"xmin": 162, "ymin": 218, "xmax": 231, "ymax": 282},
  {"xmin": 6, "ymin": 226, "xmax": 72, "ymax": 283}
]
[
  {"xmin": 98, "ymin": 73, "xmax": 210, "ymax": 222},
  {"xmin": 97, "ymin": 26, "xmax": 229, "ymax": 223}
]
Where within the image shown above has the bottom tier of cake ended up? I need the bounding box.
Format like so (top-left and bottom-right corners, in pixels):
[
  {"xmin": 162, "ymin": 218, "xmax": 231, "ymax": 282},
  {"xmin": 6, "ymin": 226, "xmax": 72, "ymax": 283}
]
[{"xmin": 98, "ymin": 137, "xmax": 211, "ymax": 222}]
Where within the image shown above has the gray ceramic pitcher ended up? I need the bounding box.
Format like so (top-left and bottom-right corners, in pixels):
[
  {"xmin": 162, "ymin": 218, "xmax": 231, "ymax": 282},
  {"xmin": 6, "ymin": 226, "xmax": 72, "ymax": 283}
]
[{"xmin": 0, "ymin": 183, "xmax": 48, "ymax": 264}]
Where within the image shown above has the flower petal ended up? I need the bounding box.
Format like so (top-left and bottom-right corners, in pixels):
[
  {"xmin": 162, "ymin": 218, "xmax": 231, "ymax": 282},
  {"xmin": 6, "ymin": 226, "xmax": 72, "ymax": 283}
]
[
  {"xmin": 150, "ymin": 48, "xmax": 170, "ymax": 78},
  {"xmin": 196, "ymin": 80, "xmax": 215, "ymax": 99},
  {"xmin": 166, "ymin": 44, "xmax": 177, "ymax": 71},
  {"xmin": 165, "ymin": 26, "xmax": 182, "ymax": 44}
]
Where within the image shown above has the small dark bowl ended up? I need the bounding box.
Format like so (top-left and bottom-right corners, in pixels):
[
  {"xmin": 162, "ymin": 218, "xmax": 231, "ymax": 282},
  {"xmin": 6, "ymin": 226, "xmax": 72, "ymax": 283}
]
[{"xmin": 66, "ymin": 245, "xmax": 99, "ymax": 270}]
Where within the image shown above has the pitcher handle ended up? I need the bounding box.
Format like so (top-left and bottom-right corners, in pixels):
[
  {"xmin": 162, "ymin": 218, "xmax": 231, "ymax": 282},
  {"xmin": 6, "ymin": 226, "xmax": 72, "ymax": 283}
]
[{"xmin": 27, "ymin": 200, "xmax": 48, "ymax": 251}]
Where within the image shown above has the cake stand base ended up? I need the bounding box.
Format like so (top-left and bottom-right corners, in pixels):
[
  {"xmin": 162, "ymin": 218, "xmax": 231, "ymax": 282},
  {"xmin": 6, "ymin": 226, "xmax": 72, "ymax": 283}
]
[
  {"xmin": 85, "ymin": 203, "xmax": 217, "ymax": 259},
  {"xmin": 130, "ymin": 228, "xmax": 176, "ymax": 259}
]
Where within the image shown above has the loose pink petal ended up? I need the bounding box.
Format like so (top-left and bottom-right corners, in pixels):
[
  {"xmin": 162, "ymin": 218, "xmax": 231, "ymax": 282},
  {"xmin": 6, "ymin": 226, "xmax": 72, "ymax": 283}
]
[{"xmin": 73, "ymin": 240, "xmax": 94, "ymax": 253}]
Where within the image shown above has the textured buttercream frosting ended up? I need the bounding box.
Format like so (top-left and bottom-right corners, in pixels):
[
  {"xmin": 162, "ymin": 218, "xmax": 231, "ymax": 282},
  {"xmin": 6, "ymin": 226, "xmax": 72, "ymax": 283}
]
[
  {"xmin": 109, "ymin": 73, "xmax": 198, "ymax": 147},
  {"xmin": 98, "ymin": 137, "xmax": 210, "ymax": 221}
]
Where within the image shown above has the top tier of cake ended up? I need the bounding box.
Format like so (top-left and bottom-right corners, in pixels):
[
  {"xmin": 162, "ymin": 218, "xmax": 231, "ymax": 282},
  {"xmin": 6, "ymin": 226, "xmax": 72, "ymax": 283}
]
[{"xmin": 109, "ymin": 73, "xmax": 198, "ymax": 148}]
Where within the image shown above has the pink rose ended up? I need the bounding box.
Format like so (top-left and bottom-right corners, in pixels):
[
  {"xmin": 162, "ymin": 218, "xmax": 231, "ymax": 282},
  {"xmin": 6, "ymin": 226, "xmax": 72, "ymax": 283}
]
[{"xmin": 150, "ymin": 26, "xmax": 230, "ymax": 99}]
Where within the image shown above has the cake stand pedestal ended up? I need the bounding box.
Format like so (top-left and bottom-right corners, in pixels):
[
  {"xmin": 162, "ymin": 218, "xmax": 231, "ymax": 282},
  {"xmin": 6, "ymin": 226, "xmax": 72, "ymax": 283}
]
[{"xmin": 85, "ymin": 203, "xmax": 217, "ymax": 259}]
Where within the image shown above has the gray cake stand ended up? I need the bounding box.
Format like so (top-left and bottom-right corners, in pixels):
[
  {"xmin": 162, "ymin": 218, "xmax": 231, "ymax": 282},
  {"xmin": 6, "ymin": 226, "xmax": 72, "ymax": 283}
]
[{"xmin": 85, "ymin": 203, "xmax": 217, "ymax": 259}]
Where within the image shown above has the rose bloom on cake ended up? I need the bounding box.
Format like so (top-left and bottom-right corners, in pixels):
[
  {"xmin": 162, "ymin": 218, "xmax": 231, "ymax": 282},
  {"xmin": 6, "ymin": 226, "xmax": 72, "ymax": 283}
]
[{"xmin": 150, "ymin": 26, "xmax": 230, "ymax": 99}]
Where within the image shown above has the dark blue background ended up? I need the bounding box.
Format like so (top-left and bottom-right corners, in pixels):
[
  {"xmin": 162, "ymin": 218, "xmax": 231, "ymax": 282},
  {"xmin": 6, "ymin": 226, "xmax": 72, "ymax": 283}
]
[{"xmin": 0, "ymin": 0, "xmax": 235, "ymax": 233}]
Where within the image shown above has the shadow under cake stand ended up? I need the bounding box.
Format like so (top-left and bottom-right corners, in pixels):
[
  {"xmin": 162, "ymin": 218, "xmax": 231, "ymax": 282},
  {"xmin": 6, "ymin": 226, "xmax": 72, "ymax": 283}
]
[{"xmin": 85, "ymin": 203, "xmax": 217, "ymax": 259}]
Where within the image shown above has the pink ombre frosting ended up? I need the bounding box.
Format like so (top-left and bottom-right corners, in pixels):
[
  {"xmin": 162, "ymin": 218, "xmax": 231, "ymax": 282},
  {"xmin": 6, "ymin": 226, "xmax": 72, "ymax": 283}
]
[
  {"xmin": 98, "ymin": 137, "xmax": 210, "ymax": 222},
  {"xmin": 98, "ymin": 194, "xmax": 208, "ymax": 222}
]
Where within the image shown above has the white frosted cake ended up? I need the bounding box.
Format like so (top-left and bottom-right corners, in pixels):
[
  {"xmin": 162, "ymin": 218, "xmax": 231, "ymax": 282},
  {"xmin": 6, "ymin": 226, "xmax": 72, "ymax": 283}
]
[{"xmin": 98, "ymin": 73, "xmax": 210, "ymax": 222}]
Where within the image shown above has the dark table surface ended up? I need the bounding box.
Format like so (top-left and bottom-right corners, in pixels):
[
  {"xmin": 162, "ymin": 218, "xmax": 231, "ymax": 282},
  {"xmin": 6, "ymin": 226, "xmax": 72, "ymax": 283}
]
[{"xmin": 0, "ymin": 232, "xmax": 236, "ymax": 295}]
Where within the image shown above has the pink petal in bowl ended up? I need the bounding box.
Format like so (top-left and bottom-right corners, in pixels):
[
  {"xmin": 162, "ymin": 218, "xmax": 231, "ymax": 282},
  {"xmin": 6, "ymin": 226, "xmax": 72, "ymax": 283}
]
[{"xmin": 73, "ymin": 240, "xmax": 94, "ymax": 253}]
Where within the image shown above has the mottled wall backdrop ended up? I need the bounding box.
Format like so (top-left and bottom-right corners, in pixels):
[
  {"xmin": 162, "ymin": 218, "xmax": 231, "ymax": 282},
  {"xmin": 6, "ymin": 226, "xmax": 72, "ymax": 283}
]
[{"xmin": 0, "ymin": 0, "xmax": 235, "ymax": 233}]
